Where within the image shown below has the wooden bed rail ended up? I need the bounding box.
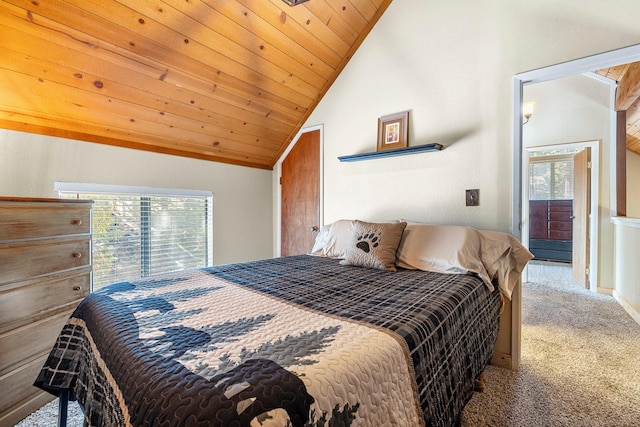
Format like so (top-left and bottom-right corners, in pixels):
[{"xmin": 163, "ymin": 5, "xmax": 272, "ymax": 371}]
[{"xmin": 491, "ymin": 279, "xmax": 521, "ymax": 370}]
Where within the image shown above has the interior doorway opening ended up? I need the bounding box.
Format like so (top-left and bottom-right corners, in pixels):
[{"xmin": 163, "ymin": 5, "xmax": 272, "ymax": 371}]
[
  {"xmin": 522, "ymin": 141, "xmax": 599, "ymax": 291},
  {"xmin": 528, "ymin": 148, "xmax": 581, "ymax": 264}
]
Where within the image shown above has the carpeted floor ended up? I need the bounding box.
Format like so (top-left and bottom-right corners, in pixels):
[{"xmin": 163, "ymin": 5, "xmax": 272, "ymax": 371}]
[
  {"xmin": 16, "ymin": 262, "xmax": 640, "ymax": 426},
  {"xmin": 461, "ymin": 261, "xmax": 640, "ymax": 426},
  {"xmin": 15, "ymin": 399, "xmax": 83, "ymax": 427}
]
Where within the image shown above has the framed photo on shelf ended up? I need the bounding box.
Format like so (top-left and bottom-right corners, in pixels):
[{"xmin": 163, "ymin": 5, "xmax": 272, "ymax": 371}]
[{"xmin": 377, "ymin": 110, "xmax": 409, "ymax": 152}]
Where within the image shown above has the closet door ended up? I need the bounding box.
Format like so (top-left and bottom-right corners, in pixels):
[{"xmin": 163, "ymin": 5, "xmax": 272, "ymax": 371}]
[{"xmin": 281, "ymin": 129, "xmax": 320, "ymax": 256}]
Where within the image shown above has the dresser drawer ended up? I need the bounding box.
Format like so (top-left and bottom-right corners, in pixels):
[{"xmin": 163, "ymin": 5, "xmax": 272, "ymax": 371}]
[
  {"xmin": 0, "ymin": 237, "xmax": 90, "ymax": 285},
  {"xmin": 0, "ymin": 201, "xmax": 90, "ymax": 241},
  {"xmin": 0, "ymin": 197, "xmax": 91, "ymax": 426},
  {"xmin": 0, "ymin": 269, "xmax": 89, "ymax": 334},
  {"xmin": 0, "ymin": 355, "xmax": 50, "ymax": 424},
  {"xmin": 0, "ymin": 387, "xmax": 52, "ymax": 427},
  {"xmin": 0, "ymin": 310, "xmax": 72, "ymax": 375}
]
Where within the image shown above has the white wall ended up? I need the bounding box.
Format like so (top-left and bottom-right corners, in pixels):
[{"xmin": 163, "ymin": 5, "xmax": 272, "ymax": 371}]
[
  {"xmin": 0, "ymin": 129, "xmax": 274, "ymax": 265},
  {"xmin": 300, "ymin": 0, "xmax": 640, "ymax": 288},
  {"xmin": 613, "ymin": 219, "xmax": 640, "ymax": 324},
  {"xmin": 628, "ymin": 150, "xmax": 640, "ymax": 217}
]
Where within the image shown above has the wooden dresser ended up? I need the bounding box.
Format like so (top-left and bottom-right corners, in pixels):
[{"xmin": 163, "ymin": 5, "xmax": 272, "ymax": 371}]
[
  {"xmin": 529, "ymin": 199, "xmax": 573, "ymax": 262},
  {"xmin": 0, "ymin": 197, "xmax": 92, "ymax": 426}
]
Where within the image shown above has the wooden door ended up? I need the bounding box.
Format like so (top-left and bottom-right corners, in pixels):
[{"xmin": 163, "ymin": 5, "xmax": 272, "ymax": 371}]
[
  {"xmin": 281, "ymin": 130, "xmax": 320, "ymax": 256},
  {"xmin": 572, "ymin": 148, "xmax": 591, "ymax": 287}
]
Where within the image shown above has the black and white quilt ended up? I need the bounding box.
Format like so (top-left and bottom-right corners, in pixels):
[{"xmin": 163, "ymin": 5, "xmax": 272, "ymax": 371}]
[{"xmin": 35, "ymin": 255, "xmax": 501, "ymax": 427}]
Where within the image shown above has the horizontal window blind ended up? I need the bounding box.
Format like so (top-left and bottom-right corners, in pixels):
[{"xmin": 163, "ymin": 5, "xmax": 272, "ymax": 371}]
[
  {"xmin": 57, "ymin": 184, "xmax": 212, "ymax": 290},
  {"xmin": 529, "ymin": 157, "xmax": 574, "ymax": 201}
]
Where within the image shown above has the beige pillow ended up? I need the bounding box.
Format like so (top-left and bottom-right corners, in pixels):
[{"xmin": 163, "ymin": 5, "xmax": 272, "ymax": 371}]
[
  {"xmin": 395, "ymin": 223, "xmax": 494, "ymax": 287},
  {"xmin": 340, "ymin": 221, "xmax": 407, "ymax": 271},
  {"xmin": 476, "ymin": 230, "xmax": 534, "ymax": 299},
  {"xmin": 395, "ymin": 223, "xmax": 534, "ymax": 299}
]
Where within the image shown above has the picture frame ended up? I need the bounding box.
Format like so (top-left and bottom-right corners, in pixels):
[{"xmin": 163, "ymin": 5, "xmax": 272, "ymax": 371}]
[{"xmin": 377, "ymin": 110, "xmax": 409, "ymax": 152}]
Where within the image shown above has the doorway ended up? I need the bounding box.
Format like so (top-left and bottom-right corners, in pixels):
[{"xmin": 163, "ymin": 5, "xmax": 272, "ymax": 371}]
[
  {"xmin": 509, "ymin": 44, "xmax": 640, "ymax": 372},
  {"xmin": 525, "ymin": 144, "xmax": 595, "ymax": 288},
  {"xmin": 277, "ymin": 126, "xmax": 323, "ymax": 257},
  {"xmin": 511, "ymin": 44, "xmax": 640, "ymax": 270}
]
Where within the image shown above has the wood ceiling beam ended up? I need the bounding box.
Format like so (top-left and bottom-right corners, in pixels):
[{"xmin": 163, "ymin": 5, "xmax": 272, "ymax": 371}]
[
  {"xmin": 616, "ymin": 61, "xmax": 640, "ymax": 110},
  {"xmin": 627, "ymin": 133, "xmax": 640, "ymax": 156},
  {"xmin": 624, "ymin": 88, "xmax": 640, "ymax": 155}
]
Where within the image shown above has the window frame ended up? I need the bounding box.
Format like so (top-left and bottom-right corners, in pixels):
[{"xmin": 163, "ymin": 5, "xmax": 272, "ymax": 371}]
[
  {"xmin": 55, "ymin": 182, "xmax": 213, "ymax": 290},
  {"xmin": 528, "ymin": 153, "xmax": 576, "ymax": 201}
]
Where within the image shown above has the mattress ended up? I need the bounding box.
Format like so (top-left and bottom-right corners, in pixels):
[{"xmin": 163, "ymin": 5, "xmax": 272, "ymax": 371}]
[{"xmin": 35, "ymin": 254, "xmax": 501, "ymax": 427}]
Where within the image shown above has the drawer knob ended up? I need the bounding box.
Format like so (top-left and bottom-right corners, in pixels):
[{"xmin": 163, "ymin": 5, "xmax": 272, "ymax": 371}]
[
  {"xmin": 73, "ymin": 286, "xmax": 82, "ymax": 291},
  {"xmin": 71, "ymin": 219, "xmax": 83, "ymax": 225},
  {"xmin": 72, "ymin": 252, "xmax": 82, "ymax": 259}
]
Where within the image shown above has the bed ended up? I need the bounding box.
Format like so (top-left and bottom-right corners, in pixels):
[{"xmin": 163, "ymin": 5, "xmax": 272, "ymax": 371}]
[{"xmin": 34, "ymin": 220, "xmax": 532, "ymax": 427}]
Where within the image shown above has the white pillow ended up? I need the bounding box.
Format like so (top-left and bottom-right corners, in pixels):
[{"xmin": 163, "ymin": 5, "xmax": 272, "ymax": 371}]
[
  {"xmin": 308, "ymin": 219, "xmax": 355, "ymax": 259},
  {"xmin": 309, "ymin": 224, "xmax": 332, "ymax": 255},
  {"xmin": 396, "ymin": 224, "xmax": 494, "ymax": 289}
]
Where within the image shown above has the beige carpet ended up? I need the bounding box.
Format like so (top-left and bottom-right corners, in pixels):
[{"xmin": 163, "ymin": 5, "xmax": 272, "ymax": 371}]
[
  {"xmin": 16, "ymin": 262, "xmax": 640, "ymax": 426},
  {"xmin": 462, "ymin": 262, "xmax": 640, "ymax": 426}
]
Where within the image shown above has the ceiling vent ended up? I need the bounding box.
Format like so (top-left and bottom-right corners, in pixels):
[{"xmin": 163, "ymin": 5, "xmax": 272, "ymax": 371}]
[{"xmin": 282, "ymin": 0, "xmax": 311, "ymax": 5}]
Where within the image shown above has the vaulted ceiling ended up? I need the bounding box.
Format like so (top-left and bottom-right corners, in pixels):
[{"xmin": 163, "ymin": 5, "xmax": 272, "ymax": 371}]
[
  {"xmin": 0, "ymin": 0, "xmax": 392, "ymax": 169},
  {"xmin": 596, "ymin": 62, "xmax": 640, "ymax": 156}
]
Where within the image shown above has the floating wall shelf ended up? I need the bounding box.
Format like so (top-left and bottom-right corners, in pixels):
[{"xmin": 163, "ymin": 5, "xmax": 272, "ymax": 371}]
[{"xmin": 338, "ymin": 143, "xmax": 443, "ymax": 162}]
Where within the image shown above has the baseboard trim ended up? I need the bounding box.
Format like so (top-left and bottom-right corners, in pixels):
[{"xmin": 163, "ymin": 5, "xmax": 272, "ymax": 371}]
[
  {"xmin": 613, "ymin": 290, "xmax": 640, "ymax": 327},
  {"xmin": 597, "ymin": 287, "xmax": 613, "ymax": 296}
]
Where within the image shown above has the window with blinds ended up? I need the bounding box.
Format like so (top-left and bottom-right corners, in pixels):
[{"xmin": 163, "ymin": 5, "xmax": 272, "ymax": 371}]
[
  {"xmin": 56, "ymin": 183, "xmax": 213, "ymax": 290},
  {"xmin": 528, "ymin": 155, "xmax": 575, "ymax": 201}
]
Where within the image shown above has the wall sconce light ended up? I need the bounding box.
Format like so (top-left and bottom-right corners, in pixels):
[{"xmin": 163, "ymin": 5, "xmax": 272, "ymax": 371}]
[
  {"xmin": 523, "ymin": 102, "xmax": 535, "ymax": 124},
  {"xmin": 282, "ymin": 0, "xmax": 311, "ymax": 5}
]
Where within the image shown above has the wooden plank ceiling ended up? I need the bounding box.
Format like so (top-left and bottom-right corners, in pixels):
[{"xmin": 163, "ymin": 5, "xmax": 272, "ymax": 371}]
[
  {"xmin": 596, "ymin": 62, "xmax": 640, "ymax": 156},
  {"xmin": 0, "ymin": 0, "xmax": 392, "ymax": 169}
]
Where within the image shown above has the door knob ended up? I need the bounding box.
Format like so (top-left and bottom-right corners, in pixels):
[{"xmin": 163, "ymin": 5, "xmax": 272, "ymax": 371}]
[{"xmin": 310, "ymin": 226, "xmax": 319, "ymax": 232}]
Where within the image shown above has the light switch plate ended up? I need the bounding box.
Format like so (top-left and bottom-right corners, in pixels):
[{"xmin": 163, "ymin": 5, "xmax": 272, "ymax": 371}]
[{"xmin": 466, "ymin": 189, "xmax": 479, "ymax": 206}]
